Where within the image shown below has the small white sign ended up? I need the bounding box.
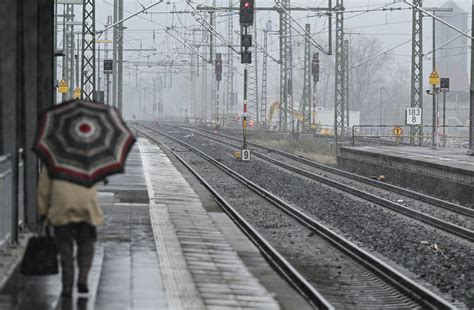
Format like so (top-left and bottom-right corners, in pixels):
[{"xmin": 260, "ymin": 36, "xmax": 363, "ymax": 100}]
[
  {"xmin": 241, "ymin": 149, "xmax": 251, "ymax": 161},
  {"xmin": 406, "ymin": 108, "xmax": 422, "ymax": 125}
]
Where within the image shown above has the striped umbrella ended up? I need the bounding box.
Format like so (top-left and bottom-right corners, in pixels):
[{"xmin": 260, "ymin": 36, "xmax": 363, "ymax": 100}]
[{"xmin": 32, "ymin": 100, "xmax": 136, "ymax": 187}]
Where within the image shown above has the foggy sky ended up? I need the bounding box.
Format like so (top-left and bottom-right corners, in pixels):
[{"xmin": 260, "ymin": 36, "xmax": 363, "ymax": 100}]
[{"xmin": 82, "ymin": 1, "xmax": 473, "ymax": 120}]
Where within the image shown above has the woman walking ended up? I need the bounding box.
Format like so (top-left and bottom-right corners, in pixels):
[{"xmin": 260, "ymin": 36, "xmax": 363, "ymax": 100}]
[{"xmin": 37, "ymin": 166, "xmax": 103, "ymax": 298}]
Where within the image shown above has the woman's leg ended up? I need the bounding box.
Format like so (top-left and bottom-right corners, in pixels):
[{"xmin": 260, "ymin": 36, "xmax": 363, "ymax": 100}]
[
  {"xmin": 54, "ymin": 225, "xmax": 74, "ymax": 296},
  {"xmin": 76, "ymin": 222, "xmax": 97, "ymax": 289}
]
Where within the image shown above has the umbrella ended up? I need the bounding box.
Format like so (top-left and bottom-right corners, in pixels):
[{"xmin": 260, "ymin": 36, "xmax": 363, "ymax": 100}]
[{"xmin": 32, "ymin": 100, "xmax": 136, "ymax": 187}]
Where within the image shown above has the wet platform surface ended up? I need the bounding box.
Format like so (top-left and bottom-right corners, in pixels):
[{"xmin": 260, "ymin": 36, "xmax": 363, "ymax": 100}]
[
  {"xmin": 0, "ymin": 139, "xmax": 309, "ymax": 309},
  {"xmin": 346, "ymin": 146, "xmax": 474, "ymax": 172}
]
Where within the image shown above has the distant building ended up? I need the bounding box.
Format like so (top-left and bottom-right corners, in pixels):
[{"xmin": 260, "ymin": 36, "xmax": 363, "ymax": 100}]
[{"xmin": 435, "ymin": 0, "xmax": 469, "ymax": 91}]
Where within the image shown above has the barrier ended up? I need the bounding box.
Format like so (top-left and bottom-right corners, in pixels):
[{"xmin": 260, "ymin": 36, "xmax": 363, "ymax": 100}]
[{"xmin": 351, "ymin": 125, "xmax": 469, "ymax": 147}]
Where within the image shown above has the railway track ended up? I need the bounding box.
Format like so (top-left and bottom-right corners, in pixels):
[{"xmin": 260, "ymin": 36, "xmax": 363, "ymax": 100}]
[
  {"xmin": 133, "ymin": 123, "xmax": 455, "ymax": 309},
  {"xmin": 178, "ymin": 123, "xmax": 473, "ymax": 217},
  {"xmin": 154, "ymin": 122, "xmax": 473, "ymax": 242}
]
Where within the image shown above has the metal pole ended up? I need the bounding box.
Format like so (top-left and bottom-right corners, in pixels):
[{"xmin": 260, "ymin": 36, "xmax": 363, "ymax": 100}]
[
  {"xmin": 443, "ymin": 91, "xmax": 446, "ymax": 147},
  {"xmin": 243, "ymin": 68, "xmax": 248, "ymax": 148},
  {"xmin": 112, "ymin": 0, "xmax": 118, "ymax": 107},
  {"xmin": 118, "ymin": 0, "xmax": 124, "ymax": 113},
  {"xmin": 334, "ymin": 0, "xmax": 344, "ymax": 146},
  {"xmin": 216, "ymin": 81, "xmax": 220, "ymax": 127},
  {"xmin": 54, "ymin": 1, "xmax": 58, "ymax": 104},
  {"xmin": 432, "ymin": 13, "xmax": 436, "ymax": 148},
  {"xmin": 469, "ymin": 4, "xmax": 474, "ymax": 155},
  {"xmin": 62, "ymin": 4, "xmax": 67, "ymax": 102},
  {"xmin": 81, "ymin": 0, "xmax": 96, "ymax": 101},
  {"xmin": 436, "ymin": 89, "xmax": 439, "ymax": 148},
  {"xmin": 75, "ymin": 35, "xmax": 80, "ymax": 88},
  {"xmin": 410, "ymin": 0, "xmax": 423, "ymax": 145},
  {"xmin": 97, "ymin": 43, "xmax": 101, "ymax": 91},
  {"xmin": 106, "ymin": 72, "xmax": 110, "ymax": 106}
]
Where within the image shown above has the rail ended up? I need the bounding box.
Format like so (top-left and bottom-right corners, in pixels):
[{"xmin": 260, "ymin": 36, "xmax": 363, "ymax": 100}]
[
  {"xmin": 135, "ymin": 122, "xmax": 455, "ymax": 309},
  {"xmin": 133, "ymin": 124, "xmax": 335, "ymax": 310},
  {"xmin": 161, "ymin": 122, "xmax": 473, "ymax": 241},
  {"xmin": 351, "ymin": 124, "xmax": 469, "ymax": 147},
  {"xmin": 0, "ymin": 154, "xmax": 13, "ymax": 247}
]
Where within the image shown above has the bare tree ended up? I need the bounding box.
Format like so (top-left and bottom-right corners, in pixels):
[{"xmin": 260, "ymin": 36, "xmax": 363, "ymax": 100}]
[{"xmin": 348, "ymin": 35, "xmax": 391, "ymax": 122}]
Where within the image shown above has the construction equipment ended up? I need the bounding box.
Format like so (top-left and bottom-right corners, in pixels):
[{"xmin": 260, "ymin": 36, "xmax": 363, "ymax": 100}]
[{"xmin": 267, "ymin": 100, "xmax": 304, "ymax": 124}]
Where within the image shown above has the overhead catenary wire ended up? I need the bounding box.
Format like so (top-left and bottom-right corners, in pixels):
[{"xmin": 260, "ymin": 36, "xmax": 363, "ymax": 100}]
[{"xmin": 186, "ymin": 1, "xmax": 240, "ymax": 55}]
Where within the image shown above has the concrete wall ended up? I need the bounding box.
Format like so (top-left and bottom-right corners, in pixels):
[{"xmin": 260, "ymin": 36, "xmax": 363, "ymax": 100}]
[
  {"xmin": 337, "ymin": 147, "xmax": 474, "ymax": 205},
  {"xmin": 0, "ymin": 0, "xmax": 53, "ymax": 233}
]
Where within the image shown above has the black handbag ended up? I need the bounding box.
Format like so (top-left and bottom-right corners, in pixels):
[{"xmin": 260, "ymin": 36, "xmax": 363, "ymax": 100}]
[{"xmin": 20, "ymin": 226, "xmax": 59, "ymax": 275}]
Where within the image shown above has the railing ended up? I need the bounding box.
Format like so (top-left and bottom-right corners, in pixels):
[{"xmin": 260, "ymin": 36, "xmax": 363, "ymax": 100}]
[
  {"xmin": 0, "ymin": 154, "xmax": 13, "ymax": 247},
  {"xmin": 351, "ymin": 125, "xmax": 469, "ymax": 147}
]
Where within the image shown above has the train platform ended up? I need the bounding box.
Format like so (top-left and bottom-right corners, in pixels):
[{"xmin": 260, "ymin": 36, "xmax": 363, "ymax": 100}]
[
  {"xmin": 0, "ymin": 139, "xmax": 310, "ymax": 310},
  {"xmin": 337, "ymin": 145, "xmax": 474, "ymax": 204}
]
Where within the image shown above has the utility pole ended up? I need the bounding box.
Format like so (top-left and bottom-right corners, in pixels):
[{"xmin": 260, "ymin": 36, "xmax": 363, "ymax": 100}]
[
  {"xmin": 343, "ymin": 39, "xmax": 350, "ymax": 130},
  {"xmin": 311, "ymin": 52, "xmax": 320, "ymax": 130},
  {"xmin": 210, "ymin": 0, "xmax": 217, "ymax": 120},
  {"xmin": 252, "ymin": 18, "xmax": 259, "ymax": 123},
  {"xmin": 191, "ymin": 31, "xmax": 197, "ymax": 118},
  {"xmin": 117, "ymin": 0, "xmax": 124, "ymax": 112},
  {"xmin": 112, "ymin": 0, "xmax": 118, "ymax": 108},
  {"xmin": 54, "ymin": 1, "xmax": 58, "ymax": 104},
  {"xmin": 432, "ymin": 11, "xmax": 438, "ymax": 148},
  {"xmin": 225, "ymin": 0, "xmax": 235, "ymax": 118},
  {"xmin": 469, "ymin": 4, "xmax": 474, "ymax": 155},
  {"xmin": 202, "ymin": 31, "xmax": 209, "ymax": 120},
  {"xmin": 334, "ymin": 0, "xmax": 344, "ymax": 146},
  {"xmin": 423, "ymin": 6, "xmax": 454, "ymax": 147},
  {"xmin": 243, "ymin": 68, "xmax": 248, "ymax": 148},
  {"xmin": 278, "ymin": 0, "xmax": 291, "ymax": 131},
  {"xmin": 260, "ymin": 20, "xmax": 271, "ymax": 127},
  {"xmin": 410, "ymin": 0, "xmax": 423, "ymax": 145},
  {"xmin": 63, "ymin": 4, "xmax": 75, "ymax": 100},
  {"xmin": 81, "ymin": 0, "xmax": 96, "ymax": 101},
  {"xmin": 215, "ymin": 53, "xmax": 223, "ymax": 127},
  {"xmin": 76, "ymin": 35, "xmax": 80, "ymax": 89},
  {"xmin": 301, "ymin": 24, "xmax": 312, "ymax": 132}
]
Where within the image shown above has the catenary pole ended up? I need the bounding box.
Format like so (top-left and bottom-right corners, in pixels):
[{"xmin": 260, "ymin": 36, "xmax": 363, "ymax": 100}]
[{"xmin": 470, "ymin": 4, "xmax": 474, "ymax": 155}]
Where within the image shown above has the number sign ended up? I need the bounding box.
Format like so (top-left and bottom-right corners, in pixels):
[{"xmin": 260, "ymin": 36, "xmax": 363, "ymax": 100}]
[
  {"xmin": 406, "ymin": 108, "xmax": 422, "ymax": 125},
  {"xmin": 241, "ymin": 149, "xmax": 251, "ymax": 161}
]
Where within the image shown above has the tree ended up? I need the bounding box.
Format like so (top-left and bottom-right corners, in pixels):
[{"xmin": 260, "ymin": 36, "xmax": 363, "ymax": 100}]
[{"xmin": 348, "ymin": 35, "xmax": 391, "ymax": 122}]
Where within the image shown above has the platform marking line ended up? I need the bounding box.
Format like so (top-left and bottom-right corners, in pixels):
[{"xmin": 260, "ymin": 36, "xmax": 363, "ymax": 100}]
[
  {"xmin": 139, "ymin": 139, "xmax": 206, "ymax": 309},
  {"xmin": 139, "ymin": 138, "xmax": 281, "ymax": 309}
]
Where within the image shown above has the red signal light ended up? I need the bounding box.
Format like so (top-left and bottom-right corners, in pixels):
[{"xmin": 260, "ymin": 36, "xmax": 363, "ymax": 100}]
[{"xmin": 244, "ymin": 1, "xmax": 251, "ymax": 8}]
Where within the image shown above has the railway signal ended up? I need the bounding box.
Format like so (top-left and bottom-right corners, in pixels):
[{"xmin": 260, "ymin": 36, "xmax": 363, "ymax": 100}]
[
  {"xmin": 312, "ymin": 53, "xmax": 319, "ymax": 83},
  {"xmin": 239, "ymin": 0, "xmax": 254, "ymax": 26},
  {"xmin": 215, "ymin": 53, "xmax": 222, "ymax": 81}
]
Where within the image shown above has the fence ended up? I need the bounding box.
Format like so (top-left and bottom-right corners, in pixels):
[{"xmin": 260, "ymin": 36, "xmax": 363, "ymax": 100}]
[
  {"xmin": 0, "ymin": 154, "xmax": 13, "ymax": 247},
  {"xmin": 351, "ymin": 125, "xmax": 469, "ymax": 147}
]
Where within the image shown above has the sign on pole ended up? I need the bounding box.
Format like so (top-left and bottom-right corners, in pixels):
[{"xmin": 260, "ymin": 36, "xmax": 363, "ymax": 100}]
[
  {"xmin": 104, "ymin": 59, "xmax": 113, "ymax": 73},
  {"xmin": 406, "ymin": 108, "xmax": 422, "ymax": 125},
  {"xmin": 440, "ymin": 78, "xmax": 450, "ymax": 92},
  {"xmin": 393, "ymin": 126, "xmax": 403, "ymax": 137},
  {"xmin": 58, "ymin": 79, "xmax": 69, "ymax": 94},
  {"xmin": 429, "ymin": 70, "xmax": 440, "ymax": 85},
  {"xmin": 73, "ymin": 87, "xmax": 81, "ymax": 99}
]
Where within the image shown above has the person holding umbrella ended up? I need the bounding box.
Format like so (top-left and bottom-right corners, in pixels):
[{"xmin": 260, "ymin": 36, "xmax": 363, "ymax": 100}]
[{"xmin": 33, "ymin": 100, "xmax": 135, "ymax": 298}]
